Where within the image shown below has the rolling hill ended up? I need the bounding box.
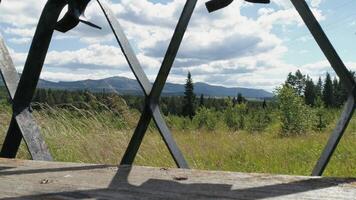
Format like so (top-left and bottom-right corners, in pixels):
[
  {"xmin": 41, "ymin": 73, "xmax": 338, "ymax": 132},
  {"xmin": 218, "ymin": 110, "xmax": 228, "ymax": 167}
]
[{"xmin": 1, "ymin": 76, "xmax": 273, "ymax": 99}]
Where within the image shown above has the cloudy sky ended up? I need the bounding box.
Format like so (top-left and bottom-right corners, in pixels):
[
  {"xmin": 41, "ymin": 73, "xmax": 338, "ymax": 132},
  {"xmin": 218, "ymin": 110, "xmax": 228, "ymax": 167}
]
[{"xmin": 0, "ymin": 0, "xmax": 355, "ymax": 91}]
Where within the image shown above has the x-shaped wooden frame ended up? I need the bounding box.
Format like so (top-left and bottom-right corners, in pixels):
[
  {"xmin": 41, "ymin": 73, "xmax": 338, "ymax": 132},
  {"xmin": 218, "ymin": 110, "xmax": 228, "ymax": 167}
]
[
  {"xmin": 0, "ymin": 0, "xmax": 70, "ymax": 160},
  {"xmin": 0, "ymin": 0, "xmax": 195, "ymax": 168},
  {"xmin": 1, "ymin": 0, "xmax": 352, "ymax": 175},
  {"xmin": 290, "ymin": 0, "xmax": 355, "ymax": 176},
  {"xmin": 0, "ymin": 39, "xmax": 52, "ymax": 160},
  {"xmin": 98, "ymin": 0, "xmax": 197, "ymax": 168}
]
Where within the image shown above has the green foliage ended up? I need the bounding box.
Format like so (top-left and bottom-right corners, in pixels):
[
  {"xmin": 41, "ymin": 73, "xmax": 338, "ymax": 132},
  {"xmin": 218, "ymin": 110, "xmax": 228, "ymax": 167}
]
[
  {"xmin": 276, "ymin": 85, "xmax": 311, "ymax": 136},
  {"xmin": 313, "ymin": 97, "xmax": 328, "ymax": 131},
  {"xmin": 286, "ymin": 70, "xmax": 349, "ymax": 108},
  {"xmin": 236, "ymin": 93, "xmax": 245, "ymax": 104},
  {"xmin": 193, "ymin": 107, "xmax": 218, "ymax": 131},
  {"xmin": 224, "ymin": 102, "xmax": 239, "ymax": 130},
  {"xmin": 0, "ymin": 86, "xmax": 10, "ymax": 104},
  {"xmin": 304, "ymin": 76, "xmax": 316, "ymax": 106},
  {"xmin": 2, "ymin": 78, "xmax": 356, "ymax": 176},
  {"xmin": 315, "ymin": 77, "xmax": 323, "ymax": 98},
  {"xmin": 333, "ymin": 77, "xmax": 348, "ymax": 108},
  {"xmin": 166, "ymin": 115, "xmax": 193, "ymax": 130},
  {"xmin": 323, "ymin": 73, "xmax": 334, "ymax": 108},
  {"xmin": 1, "ymin": 100, "xmax": 356, "ymax": 176},
  {"xmin": 285, "ymin": 70, "xmax": 306, "ymax": 96},
  {"xmin": 182, "ymin": 72, "xmax": 196, "ymax": 119},
  {"xmin": 224, "ymin": 101, "xmax": 247, "ymax": 131},
  {"xmin": 246, "ymin": 109, "xmax": 272, "ymax": 132},
  {"xmin": 199, "ymin": 94, "xmax": 204, "ymax": 107}
]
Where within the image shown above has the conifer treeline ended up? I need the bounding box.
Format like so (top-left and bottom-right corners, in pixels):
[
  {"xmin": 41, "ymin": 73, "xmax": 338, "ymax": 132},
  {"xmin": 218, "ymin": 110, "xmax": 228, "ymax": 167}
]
[
  {"xmin": 28, "ymin": 88, "xmax": 245, "ymax": 115},
  {"xmin": 3, "ymin": 70, "xmax": 351, "ymax": 114},
  {"xmin": 285, "ymin": 70, "xmax": 353, "ymax": 108}
]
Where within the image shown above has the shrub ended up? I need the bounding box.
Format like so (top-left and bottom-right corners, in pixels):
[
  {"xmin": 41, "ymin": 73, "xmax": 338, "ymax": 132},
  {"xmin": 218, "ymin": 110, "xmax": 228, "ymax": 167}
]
[
  {"xmin": 166, "ymin": 115, "xmax": 193, "ymax": 130},
  {"xmin": 246, "ymin": 110, "xmax": 272, "ymax": 132},
  {"xmin": 193, "ymin": 107, "xmax": 218, "ymax": 131},
  {"xmin": 224, "ymin": 102, "xmax": 247, "ymax": 131},
  {"xmin": 224, "ymin": 103, "xmax": 239, "ymax": 130},
  {"xmin": 313, "ymin": 97, "xmax": 328, "ymax": 131},
  {"xmin": 276, "ymin": 85, "xmax": 312, "ymax": 136}
]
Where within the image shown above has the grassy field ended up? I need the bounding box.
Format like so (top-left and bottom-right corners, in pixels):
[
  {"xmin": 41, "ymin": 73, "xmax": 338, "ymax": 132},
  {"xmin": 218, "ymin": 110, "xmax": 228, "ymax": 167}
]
[{"xmin": 0, "ymin": 102, "xmax": 355, "ymax": 177}]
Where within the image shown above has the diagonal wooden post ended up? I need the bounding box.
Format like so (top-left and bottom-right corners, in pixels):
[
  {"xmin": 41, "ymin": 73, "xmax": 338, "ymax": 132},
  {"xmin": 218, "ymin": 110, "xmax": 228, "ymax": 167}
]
[
  {"xmin": 0, "ymin": 0, "xmax": 94, "ymax": 160},
  {"xmin": 0, "ymin": 0, "xmax": 68, "ymax": 160},
  {"xmin": 0, "ymin": 38, "xmax": 52, "ymax": 160},
  {"xmin": 290, "ymin": 0, "xmax": 356, "ymax": 176},
  {"xmin": 98, "ymin": 0, "xmax": 198, "ymax": 168}
]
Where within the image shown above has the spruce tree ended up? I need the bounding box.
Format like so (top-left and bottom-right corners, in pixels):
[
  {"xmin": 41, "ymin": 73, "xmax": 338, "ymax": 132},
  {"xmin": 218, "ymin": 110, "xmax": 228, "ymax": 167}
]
[
  {"xmin": 182, "ymin": 72, "xmax": 196, "ymax": 119},
  {"xmin": 237, "ymin": 93, "xmax": 245, "ymax": 104},
  {"xmin": 333, "ymin": 77, "xmax": 342, "ymax": 107},
  {"xmin": 304, "ymin": 76, "xmax": 316, "ymax": 106},
  {"xmin": 47, "ymin": 89, "xmax": 55, "ymax": 106},
  {"xmin": 262, "ymin": 99, "xmax": 267, "ymax": 109},
  {"xmin": 323, "ymin": 73, "xmax": 334, "ymax": 108},
  {"xmin": 39, "ymin": 89, "xmax": 48, "ymax": 103},
  {"xmin": 199, "ymin": 94, "xmax": 204, "ymax": 107},
  {"xmin": 232, "ymin": 97, "xmax": 237, "ymax": 106},
  {"xmin": 338, "ymin": 79, "xmax": 348, "ymax": 105},
  {"xmin": 315, "ymin": 77, "xmax": 323, "ymax": 98}
]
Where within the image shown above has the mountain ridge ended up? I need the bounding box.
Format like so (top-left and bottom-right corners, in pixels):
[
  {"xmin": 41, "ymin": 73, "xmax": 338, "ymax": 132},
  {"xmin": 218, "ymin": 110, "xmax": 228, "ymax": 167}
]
[{"xmin": 1, "ymin": 76, "xmax": 273, "ymax": 99}]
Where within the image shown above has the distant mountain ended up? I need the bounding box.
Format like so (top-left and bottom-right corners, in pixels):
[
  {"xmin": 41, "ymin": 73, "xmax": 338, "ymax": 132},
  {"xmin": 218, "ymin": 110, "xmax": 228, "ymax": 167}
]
[{"xmin": 0, "ymin": 75, "xmax": 273, "ymax": 98}]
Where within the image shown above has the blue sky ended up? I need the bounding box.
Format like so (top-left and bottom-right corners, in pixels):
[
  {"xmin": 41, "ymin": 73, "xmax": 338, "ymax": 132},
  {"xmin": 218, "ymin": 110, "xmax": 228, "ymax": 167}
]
[{"xmin": 0, "ymin": 0, "xmax": 355, "ymax": 91}]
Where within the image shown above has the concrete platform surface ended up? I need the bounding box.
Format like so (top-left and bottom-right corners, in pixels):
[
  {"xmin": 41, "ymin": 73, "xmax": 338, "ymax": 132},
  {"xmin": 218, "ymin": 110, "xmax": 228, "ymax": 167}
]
[{"xmin": 0, "ymin": 158, "xmax": 355, "ymax": 199}]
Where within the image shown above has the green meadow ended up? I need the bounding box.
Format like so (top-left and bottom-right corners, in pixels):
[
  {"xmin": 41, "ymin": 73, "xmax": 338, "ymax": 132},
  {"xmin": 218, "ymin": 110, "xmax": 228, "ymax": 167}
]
[{"xmin": 0, "ymin": 101, "xmax": 355, "ymax": 177}]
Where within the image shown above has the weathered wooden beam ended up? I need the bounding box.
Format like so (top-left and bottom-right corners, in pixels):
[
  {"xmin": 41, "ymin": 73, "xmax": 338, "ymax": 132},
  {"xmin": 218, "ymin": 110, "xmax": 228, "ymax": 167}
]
[
  {"xmin": 312, "ymin": 95, "xmax": 355, "ymax": 176},
  {"xmin": 290, "ymin": 0, "xmax": 355, "ymax": 93},
  {"xmin": 290, "ymin": 0, "xmax": 356, "ymax": 176},
  {"xmin": 1, "ymin": 0, "xmax": 97, "ymax": 161},
  {"xmin": 98, "ymin": 0, "xmax": 197, "ymax": 168},
  {"xmin": 0, "ymin": 38, "xmax": 52, "ymax": 160}
]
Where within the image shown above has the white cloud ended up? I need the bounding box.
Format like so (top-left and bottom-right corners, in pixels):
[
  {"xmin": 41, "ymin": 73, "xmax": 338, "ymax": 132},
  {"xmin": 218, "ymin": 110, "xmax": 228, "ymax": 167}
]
[
  {"xmin": 311, "ymin": 0, "xmax": 322, "ymax": 8},
  {"xmin": 0, "ymin": 0, "xmax": 45, "ymax": 27},
  {"xmin": 0, "ymin": 0, "xmax": 338, "ymax": 91}
]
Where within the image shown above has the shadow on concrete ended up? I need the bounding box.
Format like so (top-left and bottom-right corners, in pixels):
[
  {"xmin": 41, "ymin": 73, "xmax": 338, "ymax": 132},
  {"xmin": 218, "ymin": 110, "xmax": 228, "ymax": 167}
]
[
  {"xmin": 0, "ymin": 166, "xmax": 13, "ymax": 171},
  {"xmin": 1, "ymin": 165, "xmax": 355, "ymax": 199},
  {"xmin": 0, "ymin": 164, "xmax": 111, "ymax": 176}
]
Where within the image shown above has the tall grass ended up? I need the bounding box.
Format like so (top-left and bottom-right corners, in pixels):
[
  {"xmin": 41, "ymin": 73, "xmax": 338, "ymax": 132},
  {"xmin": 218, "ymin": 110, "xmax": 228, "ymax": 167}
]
[{"xmin": 0, "ymin": 102, "xmax": 355, "ymax": 177}]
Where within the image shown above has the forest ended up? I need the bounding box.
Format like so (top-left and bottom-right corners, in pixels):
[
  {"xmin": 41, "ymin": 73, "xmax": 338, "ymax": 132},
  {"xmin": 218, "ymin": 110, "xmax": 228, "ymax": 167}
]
[
  {"xmin": 0, "ymin": 70, "xmax": 355, "ymax": 176},
  {"xmin": 0, "ymin": 70, "xmax": 348, "ymax": 134}
]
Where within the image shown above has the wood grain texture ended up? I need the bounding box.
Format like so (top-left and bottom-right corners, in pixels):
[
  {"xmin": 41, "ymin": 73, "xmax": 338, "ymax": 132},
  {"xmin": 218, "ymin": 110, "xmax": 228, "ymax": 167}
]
[{"xmin": 0, "ymin": 159, "xmax": 355, "ymax": 199}]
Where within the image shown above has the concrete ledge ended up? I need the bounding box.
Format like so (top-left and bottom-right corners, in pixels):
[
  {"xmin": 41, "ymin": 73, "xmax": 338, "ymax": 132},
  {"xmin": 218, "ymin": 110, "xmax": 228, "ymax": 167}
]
[{"xmin": 0, "ymin": 158, "xmax": 355, "ymax": 199}]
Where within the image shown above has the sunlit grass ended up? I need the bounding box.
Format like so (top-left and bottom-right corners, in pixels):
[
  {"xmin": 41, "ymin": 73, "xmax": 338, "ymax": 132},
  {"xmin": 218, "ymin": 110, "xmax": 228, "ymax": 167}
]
[{"xmin": 0, "ymin": 103, "xmax": 355, "ymax": 177}]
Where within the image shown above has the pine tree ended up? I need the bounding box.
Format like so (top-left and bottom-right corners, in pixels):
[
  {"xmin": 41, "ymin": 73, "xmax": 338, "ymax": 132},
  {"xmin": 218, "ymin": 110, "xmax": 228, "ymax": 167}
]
[
  {"xmin": 33, "ymin": 89, "xmax": 41, "ymax": 102},
  {"xmin": 335, "ymin": 77, "xmax": 349, "ymax": 107},
  {"xmin": 47, "ymin": 89, "xmax": 55, "ymax": 106},
  {"xmin": 232, "ymin": 97, "xmax": 237, "ymax": 106},
  {"xmin": 39, "ymin": 89, "xmax": 48, "ymax": 103},
  {"xmin": 237, "ymin": 93, "xmax": 245, "ymax": 104},
  {"xmin": 323, "ymin": 73, "xmax": 334, "ymax": 108},
  {"xmin": 333, "ymin": 77, "xmax": 342, "ymax": 107},
  {"xmin": 182, "ymin": 72, "xmax": 196, "ymax": 119},
  {"xmin": 315, "ymin": 77, "xmax": 323, "ymax": 98},
  {"xmin": 168, "ymin": 97, "xmax": 178, "ymax": 115},
  {"xmin": 304, "ymin": 76, "xmax": 316, "ymax": 106},
  {"xmin": 199, "ymin": 94, "xmax": 204, "ymax": 107},
  {"xmin": 262, "ymin": 99, "xmax": 267, "ymax": 109}
]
